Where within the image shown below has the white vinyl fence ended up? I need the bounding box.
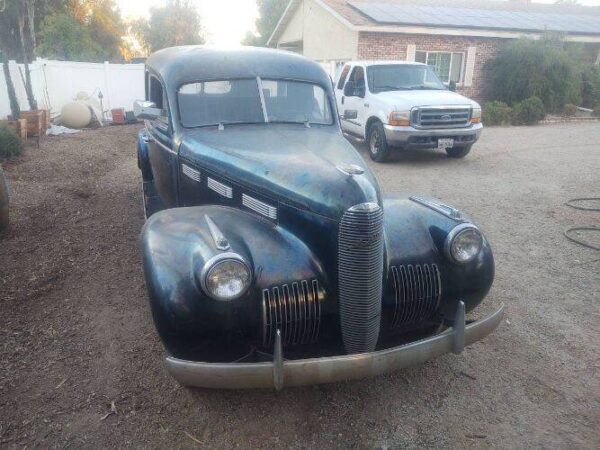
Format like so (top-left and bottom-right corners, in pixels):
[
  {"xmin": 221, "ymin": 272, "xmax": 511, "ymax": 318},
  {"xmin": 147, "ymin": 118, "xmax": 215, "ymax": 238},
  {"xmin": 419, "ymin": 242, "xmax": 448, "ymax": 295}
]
[{"xmin": 0, "ymin": 58, "xmax": 145, "ymax": 120}]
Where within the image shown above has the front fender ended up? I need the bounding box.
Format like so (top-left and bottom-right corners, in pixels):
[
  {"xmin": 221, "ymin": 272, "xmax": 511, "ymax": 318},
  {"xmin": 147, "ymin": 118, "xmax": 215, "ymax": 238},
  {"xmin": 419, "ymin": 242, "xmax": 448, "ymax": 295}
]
[
  {"xmin": 382, "ymin": 197, "xmax": 494, "ymax": 320},
  {"xmin": 140, "ymin": 205, "xmax": 329, "ymax": 358}
]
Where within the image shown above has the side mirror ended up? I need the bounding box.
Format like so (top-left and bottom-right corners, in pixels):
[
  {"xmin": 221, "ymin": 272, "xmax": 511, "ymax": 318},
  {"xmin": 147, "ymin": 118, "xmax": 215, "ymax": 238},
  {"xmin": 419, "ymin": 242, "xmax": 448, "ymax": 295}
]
[
  {"xmin": 448, "ymin": 80, "xmax": 457, "ymax": 92},
  {"xmin": 343, "ymin": 81, "xmax": 355, "ymax": 97},
  {"xmin": 134, "ymin": 100, "xmax": 163, "ymax": 120},
  {"xmin": 342, "ymin": 110, "xmax": 358, "ymax": 120}
]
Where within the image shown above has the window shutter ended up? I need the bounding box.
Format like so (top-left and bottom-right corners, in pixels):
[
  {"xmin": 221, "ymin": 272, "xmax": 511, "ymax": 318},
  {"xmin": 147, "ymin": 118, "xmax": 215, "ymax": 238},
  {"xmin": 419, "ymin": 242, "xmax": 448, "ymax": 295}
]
[
  {"xmin": 464, "ymin": 46, "xmax": 477, "ymax": 87},
  {"xmin": 406, "ymin": 44, "xmax": 416, "ymax": 62}
]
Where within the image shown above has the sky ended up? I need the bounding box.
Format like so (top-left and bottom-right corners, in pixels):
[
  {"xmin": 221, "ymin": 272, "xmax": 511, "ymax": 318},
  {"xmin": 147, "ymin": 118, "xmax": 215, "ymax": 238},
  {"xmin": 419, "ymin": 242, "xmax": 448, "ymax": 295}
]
[
  {"xmin": 116, "ymin": 0, "xmax": 259, "ymax": 47},
  {"xmin": 117, "ymin": 0, "xmax": 600, "ymax": 47}
]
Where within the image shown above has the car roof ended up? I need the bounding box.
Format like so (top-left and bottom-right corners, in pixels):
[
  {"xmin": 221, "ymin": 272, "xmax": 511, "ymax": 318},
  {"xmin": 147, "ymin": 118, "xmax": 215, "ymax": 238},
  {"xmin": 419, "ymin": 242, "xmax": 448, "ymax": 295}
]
[
  {"xmin": 348, "ymin": 61, "xmax": 426, "ymax": 66},
  {"xmin": 146, "ymin": 46, "xmax": 331, "ymax": 88}
]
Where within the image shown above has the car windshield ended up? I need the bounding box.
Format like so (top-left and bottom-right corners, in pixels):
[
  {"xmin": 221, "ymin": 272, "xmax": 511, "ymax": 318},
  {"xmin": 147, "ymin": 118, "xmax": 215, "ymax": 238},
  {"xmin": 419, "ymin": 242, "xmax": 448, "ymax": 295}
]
[
  {"xmin": 178, "ymin": 78, "xmax": 333, "ymax": 128},
  {"xmin": 367, "ymin": 64, "xmax": 446, "ymax": 93}
]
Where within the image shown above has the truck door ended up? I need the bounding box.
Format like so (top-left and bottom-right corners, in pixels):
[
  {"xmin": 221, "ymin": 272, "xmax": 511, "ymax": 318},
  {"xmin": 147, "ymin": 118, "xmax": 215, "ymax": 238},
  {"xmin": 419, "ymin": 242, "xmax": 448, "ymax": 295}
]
[{"xmin": 339, "ymin": 65, "xmax": 367, "ymax": 138}]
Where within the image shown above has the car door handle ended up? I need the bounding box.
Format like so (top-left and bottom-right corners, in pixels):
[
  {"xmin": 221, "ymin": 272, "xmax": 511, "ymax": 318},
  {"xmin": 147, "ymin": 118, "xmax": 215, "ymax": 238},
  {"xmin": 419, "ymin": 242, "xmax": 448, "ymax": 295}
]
[
  {"xmin": 341, "ymin": 96, "xmax": 345, "ymax": 105},
  {"xmin": 364, "ymin": 103, "xmax": 369, "ymax": 108}
]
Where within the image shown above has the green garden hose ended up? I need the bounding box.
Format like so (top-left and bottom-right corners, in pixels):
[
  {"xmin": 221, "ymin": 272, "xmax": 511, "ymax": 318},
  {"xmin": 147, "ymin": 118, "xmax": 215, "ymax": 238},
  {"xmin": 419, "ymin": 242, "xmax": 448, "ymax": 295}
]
[{"xmin": 564, "ymin": 198, "xmax": 600, "ymax": 252}]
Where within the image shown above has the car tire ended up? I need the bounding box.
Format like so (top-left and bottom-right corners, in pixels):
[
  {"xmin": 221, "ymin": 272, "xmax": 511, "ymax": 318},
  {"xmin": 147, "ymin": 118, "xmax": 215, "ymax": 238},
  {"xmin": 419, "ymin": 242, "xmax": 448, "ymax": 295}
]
[
  {"xmin": 367, "ymin": 121, "xmax": 391, "ymax": 162},
  {"xmin": 446, "ymin": 145, "xmax": 472, "ymax": 158}
]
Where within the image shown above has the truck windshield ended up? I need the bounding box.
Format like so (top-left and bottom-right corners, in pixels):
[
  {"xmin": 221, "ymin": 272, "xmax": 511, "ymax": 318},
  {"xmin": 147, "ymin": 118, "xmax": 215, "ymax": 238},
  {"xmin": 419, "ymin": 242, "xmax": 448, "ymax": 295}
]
[
  {"xmin": 178, "ymin": 78, "xmax": 333, "ymax": 128},
  {"xmin": 367, "ymin": 64, "xmax": 446, "ymax": 93}
]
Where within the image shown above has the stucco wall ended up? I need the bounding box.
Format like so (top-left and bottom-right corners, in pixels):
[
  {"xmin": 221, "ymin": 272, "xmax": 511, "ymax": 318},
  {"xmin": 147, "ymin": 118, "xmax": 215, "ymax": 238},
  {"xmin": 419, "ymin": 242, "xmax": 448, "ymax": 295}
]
[
  {"xmin": 277, "ymin": 0, "xmax": 358, "ymax": 61},
  {"xmin": 357, "ymin": 32, "xmax": 507, "ymax": 102}
]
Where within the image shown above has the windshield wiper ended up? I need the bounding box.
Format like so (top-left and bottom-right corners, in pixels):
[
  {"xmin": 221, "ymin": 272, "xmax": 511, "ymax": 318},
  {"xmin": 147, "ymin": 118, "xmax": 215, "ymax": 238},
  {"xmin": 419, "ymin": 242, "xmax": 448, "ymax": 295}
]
[
  {"xmin": 406, "ymin": 86, "xmax": 445, "ymax": 90},
  {"xmin": 374, "ymin": 85, "xmax": 406, "ymax": 92}
]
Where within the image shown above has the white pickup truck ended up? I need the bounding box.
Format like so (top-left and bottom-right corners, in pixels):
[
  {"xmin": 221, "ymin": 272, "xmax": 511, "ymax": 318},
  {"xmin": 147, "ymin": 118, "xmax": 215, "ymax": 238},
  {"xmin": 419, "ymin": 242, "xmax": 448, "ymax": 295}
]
[{"xmin": 334, "ymin": 61, "xmax": 482, "ymax": 162}]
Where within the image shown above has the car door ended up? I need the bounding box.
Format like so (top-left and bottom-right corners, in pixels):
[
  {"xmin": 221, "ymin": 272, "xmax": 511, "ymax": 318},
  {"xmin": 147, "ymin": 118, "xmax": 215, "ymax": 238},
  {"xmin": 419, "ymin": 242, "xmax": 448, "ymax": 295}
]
[
  {"xmin": 145, "ymin": 74, "xmax": 179, "ymax": 208},
  {"xmin": 335, "ymin": 64, "xmax": 351, "ymax": 131},
  {"xmin": 339, "ymin": 65, "xmax": 367, "ymax": 138}
]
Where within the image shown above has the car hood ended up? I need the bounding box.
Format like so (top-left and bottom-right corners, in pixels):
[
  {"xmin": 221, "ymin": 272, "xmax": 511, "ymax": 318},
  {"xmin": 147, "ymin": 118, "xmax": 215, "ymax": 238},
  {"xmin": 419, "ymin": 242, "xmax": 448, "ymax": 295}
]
[
  {"xmin": 377, "ymin": 89, "xmax": 479, "ymax": 110},
  {"xmin": 178, "ymin": 124, "xmax": 381, "ymax": 220}
]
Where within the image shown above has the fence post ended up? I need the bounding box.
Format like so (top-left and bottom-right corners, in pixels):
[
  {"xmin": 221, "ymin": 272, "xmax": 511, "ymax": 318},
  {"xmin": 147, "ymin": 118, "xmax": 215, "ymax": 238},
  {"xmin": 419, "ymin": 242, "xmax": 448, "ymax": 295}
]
[{"xmin": 103, "ymin": 61, "xmax": 112, "ymax": 113}]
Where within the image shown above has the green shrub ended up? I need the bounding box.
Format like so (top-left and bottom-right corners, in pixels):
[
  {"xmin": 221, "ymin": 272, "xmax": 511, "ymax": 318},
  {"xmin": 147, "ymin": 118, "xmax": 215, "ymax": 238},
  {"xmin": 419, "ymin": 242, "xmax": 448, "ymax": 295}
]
[
  {"xmin": 512, "ymin": 97, "xmax": 546, "ymax": 125},
  {"xmin": 581, "ymin": 66, "xmax": 600, "ymax": 109},
  {"xmin": 488, "ymin": 37, "xmax": 581, "ymax": 113},
  {"xmin": 483, "ymin": 101, "xmax": 513, "ymax": 126},
  {"xmin": 0, "ymin": 125, "xmax": 23, "ymax": 158},
  {"xmin": 563, "ymin": 103, "xmax": 578, "ymax": 116}
]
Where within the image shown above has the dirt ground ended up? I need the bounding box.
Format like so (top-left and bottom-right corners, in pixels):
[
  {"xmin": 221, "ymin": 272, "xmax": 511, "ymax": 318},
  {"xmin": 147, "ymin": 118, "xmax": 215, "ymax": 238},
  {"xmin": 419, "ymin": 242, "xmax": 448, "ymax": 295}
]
[{"xmin": 1, "ymin": 122, "xmax": 599, "ymax": 449}]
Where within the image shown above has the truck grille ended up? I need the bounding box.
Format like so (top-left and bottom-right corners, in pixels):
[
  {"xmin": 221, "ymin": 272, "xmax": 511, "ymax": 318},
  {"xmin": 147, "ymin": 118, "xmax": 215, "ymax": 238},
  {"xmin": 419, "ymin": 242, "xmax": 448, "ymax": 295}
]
[
  {"xmin": 391, "ymin": 264, "xmax": 441, "ymax": 328},
  {"xmin": 338, "ymin": 203, "xmax": 384, "ymax": 354},
  {"xmin": 411, "ymin": 106, "xmax": 471, "ymax": 128},
  {"xmin": 261, "ymin": 279, "xmax": 324, "ymax": 347}
]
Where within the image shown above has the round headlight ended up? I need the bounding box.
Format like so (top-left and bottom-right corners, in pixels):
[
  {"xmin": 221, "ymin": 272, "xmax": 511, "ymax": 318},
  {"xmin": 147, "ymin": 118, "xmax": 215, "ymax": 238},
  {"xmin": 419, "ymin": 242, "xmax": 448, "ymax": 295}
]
[
  {"xmin": 200, "ymin": 254, "xmax": 251, "ymax": 301},
  {"xmin": 445, "ymin": 224, "xmax": 483, "ymax": 264}
]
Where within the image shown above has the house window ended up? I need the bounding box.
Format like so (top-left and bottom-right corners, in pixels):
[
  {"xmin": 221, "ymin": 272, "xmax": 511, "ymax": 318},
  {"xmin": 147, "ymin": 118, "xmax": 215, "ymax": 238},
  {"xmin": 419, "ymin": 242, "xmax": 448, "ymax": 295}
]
[{"xmin": 415, "ymin": 51, "xmax": 464, "ymax": 84}]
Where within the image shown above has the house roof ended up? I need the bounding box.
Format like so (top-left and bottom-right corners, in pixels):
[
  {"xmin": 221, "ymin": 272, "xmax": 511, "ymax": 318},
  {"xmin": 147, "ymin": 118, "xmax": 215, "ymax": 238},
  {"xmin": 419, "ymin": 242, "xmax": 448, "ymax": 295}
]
[{"xmin": 268, "ymin": 0, "xmax": 600, "ymax": 45}]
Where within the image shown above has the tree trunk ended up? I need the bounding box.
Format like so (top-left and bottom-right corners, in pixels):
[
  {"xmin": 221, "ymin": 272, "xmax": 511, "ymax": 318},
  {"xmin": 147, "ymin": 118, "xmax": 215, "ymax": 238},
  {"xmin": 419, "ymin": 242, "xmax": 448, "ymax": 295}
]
[
  {"xmin": 17, "ymin": 0, "xmax": 37, "ymax": 111},
  {"xmin": 2, "ymin": 59, "xmax": 20, "ymax": 119}
]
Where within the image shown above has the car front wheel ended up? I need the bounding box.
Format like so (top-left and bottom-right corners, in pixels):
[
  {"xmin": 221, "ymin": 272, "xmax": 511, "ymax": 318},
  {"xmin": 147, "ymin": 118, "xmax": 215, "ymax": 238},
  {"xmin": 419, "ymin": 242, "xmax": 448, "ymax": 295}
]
[
  {"xmin": 367, "ymin": 121, "xmax": 391, "ymax": 162},
  {"xmin": 446, "ymin": 145, "xmax": 472, "ymax": 158}
]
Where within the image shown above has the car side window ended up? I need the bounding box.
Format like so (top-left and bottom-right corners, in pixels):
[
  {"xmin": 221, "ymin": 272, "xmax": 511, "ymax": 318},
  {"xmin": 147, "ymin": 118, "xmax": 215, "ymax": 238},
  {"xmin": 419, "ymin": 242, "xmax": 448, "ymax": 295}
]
[
  {"xmin": 337, "ymin": 65, "xmax": 351, "ymax": 90},
  {"xmin": 148, "ymin": 75, "xmax": 169, "ymax": 131},
  {"xmin": 349, "ymin": 66, "xmax": 365, "ymax": 89}
]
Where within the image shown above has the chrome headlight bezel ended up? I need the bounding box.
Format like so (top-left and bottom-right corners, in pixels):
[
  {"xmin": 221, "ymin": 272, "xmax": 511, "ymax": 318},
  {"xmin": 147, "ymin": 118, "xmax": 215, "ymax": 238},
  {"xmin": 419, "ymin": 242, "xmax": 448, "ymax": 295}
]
[
  {"xmin": 444, "ymin": 223, "xmax": 483, "ymax": 264},
  {"xmin": 199, "ymin": 252, "xmax": 252, "ymax": 301}
]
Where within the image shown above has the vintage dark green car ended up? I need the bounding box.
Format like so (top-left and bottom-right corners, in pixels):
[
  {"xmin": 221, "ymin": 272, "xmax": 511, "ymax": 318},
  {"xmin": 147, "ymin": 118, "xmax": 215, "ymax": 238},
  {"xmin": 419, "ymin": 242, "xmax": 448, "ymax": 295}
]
[{"xmin": 134, "ymin": 46, "xmax": 503, "ymax": 390}]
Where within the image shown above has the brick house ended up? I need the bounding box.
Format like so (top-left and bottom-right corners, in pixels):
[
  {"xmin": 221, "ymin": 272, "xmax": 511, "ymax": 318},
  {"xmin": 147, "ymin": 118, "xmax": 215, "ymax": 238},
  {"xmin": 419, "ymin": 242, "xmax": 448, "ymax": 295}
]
[{"xmin": 267, "ymin": 0, "xmax": 600, "ymax": 102}]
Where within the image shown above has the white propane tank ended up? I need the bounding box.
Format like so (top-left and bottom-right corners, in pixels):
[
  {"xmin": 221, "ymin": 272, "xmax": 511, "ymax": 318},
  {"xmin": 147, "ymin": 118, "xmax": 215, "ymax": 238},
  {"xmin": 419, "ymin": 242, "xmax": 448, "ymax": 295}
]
[{"xmin": 60, "ymin": 101, "xmax": 92, "ymax": 128}]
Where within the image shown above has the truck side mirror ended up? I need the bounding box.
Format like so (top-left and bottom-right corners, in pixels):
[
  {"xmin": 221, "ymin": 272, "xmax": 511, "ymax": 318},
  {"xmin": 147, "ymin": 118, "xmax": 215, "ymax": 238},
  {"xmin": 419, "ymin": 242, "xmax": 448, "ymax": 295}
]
[
  {"xmin": 448, "ymin": 80, "xmax": 457, "ymax": 92},
  {"xmin": 134, "ymin": 100, "xmax": 163, "ymax": 120},
  {"xmin": 343, "ymin": 81, "xmax": 355, "ymax": 97},
  {"xmin": 342, "ymin": 110, "xmax": 358, "ymax": 120}
]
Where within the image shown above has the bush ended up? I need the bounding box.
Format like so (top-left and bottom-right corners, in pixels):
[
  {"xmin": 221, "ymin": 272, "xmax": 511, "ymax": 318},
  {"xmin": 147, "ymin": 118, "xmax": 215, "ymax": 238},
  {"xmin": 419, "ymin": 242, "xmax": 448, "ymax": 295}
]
[
  {"xmin": 593, "ymin": 108, "xmax": 600, "ymax": 117},
  {"xmin": 512, "ymin": 97, "xmax": 546, "ymax": 125},
  {"xmin": 0, "ymin": 125, "xmax": 23, "ymax": 158},
  {"xmin": 563, "ymin": 103, "xmax": 578, "ymax": 116},
  {"xmin": 488, "ymin": 37, "xmax": 581, "ymax": 113},
  {"xmin": 483, "ymin": 101, "xmax": 513, "ymax": 126},
  {"xmin": 581, "ymin": 66, "xmax": 600, "ymax": 109}
]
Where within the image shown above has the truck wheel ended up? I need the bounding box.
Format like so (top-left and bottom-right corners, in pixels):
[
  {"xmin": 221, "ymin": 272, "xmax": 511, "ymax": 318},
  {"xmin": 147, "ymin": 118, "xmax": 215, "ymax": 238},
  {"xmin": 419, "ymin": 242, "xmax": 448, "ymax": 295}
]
[
  {"xmin": 367, "ymin": 121, "xmax": 390, "ymax": 162},
  {"xmin": 446, "ymin": 145, "xmax": 472, "ymax": 158}
]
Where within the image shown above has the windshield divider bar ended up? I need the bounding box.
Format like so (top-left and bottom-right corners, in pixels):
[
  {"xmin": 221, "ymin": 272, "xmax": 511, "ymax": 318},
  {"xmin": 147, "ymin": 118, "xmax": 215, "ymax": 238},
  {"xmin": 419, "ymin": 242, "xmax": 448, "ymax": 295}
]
[{"xmin": 256, "ymin": 77, "xmax": 269, "ymax": 123}]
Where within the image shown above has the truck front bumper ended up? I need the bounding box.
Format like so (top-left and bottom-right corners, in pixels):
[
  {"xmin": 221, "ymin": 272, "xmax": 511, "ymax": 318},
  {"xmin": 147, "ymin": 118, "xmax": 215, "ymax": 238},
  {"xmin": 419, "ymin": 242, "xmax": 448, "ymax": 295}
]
[
  {"xmin": 384, "ymin": 123, "xmax": 483, "ymax": 148},
  {"xmin": 165, "ymin": 302, "xmax": 504, "ymax": 390}
]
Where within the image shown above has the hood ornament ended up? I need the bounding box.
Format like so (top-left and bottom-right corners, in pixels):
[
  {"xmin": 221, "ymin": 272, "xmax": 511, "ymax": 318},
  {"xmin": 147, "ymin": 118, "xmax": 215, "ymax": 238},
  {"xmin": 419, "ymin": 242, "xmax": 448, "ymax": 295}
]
[{"xmin": 337, "ymin": 164, "xmax": 365, "ymax": 176}]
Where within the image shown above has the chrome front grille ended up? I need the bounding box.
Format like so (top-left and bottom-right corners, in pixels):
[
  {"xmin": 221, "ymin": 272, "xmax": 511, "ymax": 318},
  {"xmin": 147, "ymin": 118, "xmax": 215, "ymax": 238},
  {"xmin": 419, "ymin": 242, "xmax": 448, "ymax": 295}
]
[
  {"xmin": 261, "ymin": 279, "xmax": 324, "ymax": 347},
  {"xmin": 391, "ymin": 264, "xmax": 441, "ymax": 328},
  {"xmin": 338, "ymin": 202, "xmax": 384, "ymax": 354},
  {"xmin": 411, "ymin": 106, "xmax": 471, "ymax": 128}
]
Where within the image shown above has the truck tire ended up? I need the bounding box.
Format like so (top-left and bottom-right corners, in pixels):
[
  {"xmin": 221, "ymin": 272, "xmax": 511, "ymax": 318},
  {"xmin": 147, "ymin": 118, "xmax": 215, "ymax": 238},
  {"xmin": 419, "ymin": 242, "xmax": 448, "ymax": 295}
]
[
  {"xmin": 0, "ymin": 166, "xmax": 9, "ymax": 232},
  {"xmin": 367, "ymin": 121, "xmax": 391, "ymax": 162},
  {"xmin": 446, "ymin": 145, "xmax": 472, "ymax": 158}
]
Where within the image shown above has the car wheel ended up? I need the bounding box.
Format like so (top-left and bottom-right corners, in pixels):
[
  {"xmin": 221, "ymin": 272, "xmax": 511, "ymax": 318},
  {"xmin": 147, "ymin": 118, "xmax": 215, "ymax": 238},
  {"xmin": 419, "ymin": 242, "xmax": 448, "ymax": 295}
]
[
  {"xmin": 446, "ymin": 145, "xmax": 472, "ymax": 158},
  {"xmin": 367, "ymin": 121, "xmax": 390, "ymax": 162}
]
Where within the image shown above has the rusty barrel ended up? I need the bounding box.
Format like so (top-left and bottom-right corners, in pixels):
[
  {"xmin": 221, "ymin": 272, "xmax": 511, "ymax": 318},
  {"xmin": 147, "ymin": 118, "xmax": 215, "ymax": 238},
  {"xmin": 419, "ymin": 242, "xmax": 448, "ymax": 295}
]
[{"xmin": 0, "ymin": 165, "xmax": 9, "ymax": 232}]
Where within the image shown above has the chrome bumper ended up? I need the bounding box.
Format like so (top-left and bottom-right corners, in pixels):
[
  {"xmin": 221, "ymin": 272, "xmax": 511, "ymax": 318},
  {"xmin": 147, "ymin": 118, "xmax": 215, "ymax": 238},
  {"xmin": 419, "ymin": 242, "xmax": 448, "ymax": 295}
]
[
  {"xmin": 384, "ymin": 123, "xmax": 483, "ymax": 147},
  {"xmin": 165, "ymin": 302, "xmax": 504, "ymax": 390}
]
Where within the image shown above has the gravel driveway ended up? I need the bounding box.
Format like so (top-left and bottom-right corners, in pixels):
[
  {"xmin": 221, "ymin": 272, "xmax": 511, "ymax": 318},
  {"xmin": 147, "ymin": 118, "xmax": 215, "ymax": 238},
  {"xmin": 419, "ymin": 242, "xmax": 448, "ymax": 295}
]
[{"xmin": 1, "ymin": 122, "xmax": 598, "ymax": 449}]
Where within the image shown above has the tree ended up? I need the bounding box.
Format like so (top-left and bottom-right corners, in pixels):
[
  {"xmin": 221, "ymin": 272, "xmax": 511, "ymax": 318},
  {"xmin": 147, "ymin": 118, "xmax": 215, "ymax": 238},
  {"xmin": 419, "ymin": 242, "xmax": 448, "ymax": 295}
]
[
  {"xmin": 17, "ymin": 0, "xmax": 38, "ymax": 109},
  {"xmin": 244, "ymin": 0, "xmax": 288, "ymax": 46},
  {"xmin": 134, "ymin": 0, "xmax": 204, "ymax": 54},
  {"xmin": 37, "ymin": 12, "xmax": 104, "ymax": 61},
  {"xmin": 1, "ymin": 54, "xmax": 21, "ymax": 119},
  {"xmin": 66, "ymin": 0, "xmax": 126, "ymax": 61},
  {"xmin": 488, "ymin": 37, "xmax": 582, "ymax": 113}
]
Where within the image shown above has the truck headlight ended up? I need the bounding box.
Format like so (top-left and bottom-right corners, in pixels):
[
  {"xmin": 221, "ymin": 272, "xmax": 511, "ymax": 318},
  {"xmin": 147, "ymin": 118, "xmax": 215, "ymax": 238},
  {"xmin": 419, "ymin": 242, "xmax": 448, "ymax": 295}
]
[
  {"xmin": 444, "ymin": 224, "xmax": 483, "ymax": 264},
  {"xmin": 200, "ymin": 253, "xmax": 251, "ymax": 301},
  {"xmin": 471, "ymin": 107, "xmax": 482, "ymax": 124},
  {"xmin": 389, "ymin": 111, "xmax": 410, "ymax": 126}
]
